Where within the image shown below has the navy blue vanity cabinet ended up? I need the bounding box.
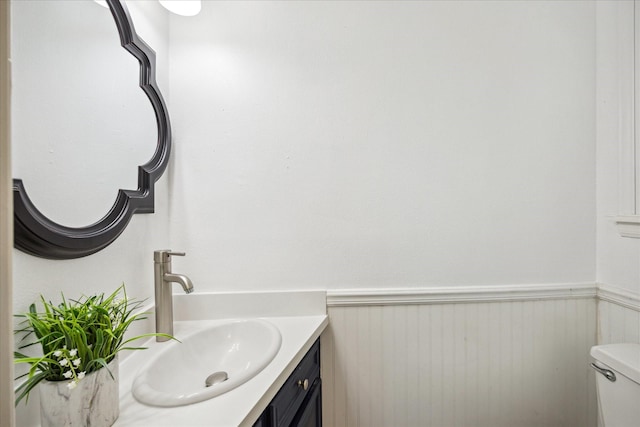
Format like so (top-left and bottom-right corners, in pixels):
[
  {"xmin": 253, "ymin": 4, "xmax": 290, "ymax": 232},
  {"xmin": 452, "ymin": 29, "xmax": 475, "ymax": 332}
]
[{"xmin": 254, "ymin": 339, "xmax": 321, "ymax": 427}]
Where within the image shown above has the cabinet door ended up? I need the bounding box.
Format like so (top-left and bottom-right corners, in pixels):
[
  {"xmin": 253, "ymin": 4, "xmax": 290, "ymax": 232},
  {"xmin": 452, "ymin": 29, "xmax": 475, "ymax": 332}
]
[
  {"xmin": 290, "ymin": 378, "xmax": 321, "ymax": 427},
  {"xmin": 253, "ymin": 340, "xmax": 322, "ymax": 427},
  {"xmin": 269, "ymin": 341, "xmax": 320, "ymax": 427}
]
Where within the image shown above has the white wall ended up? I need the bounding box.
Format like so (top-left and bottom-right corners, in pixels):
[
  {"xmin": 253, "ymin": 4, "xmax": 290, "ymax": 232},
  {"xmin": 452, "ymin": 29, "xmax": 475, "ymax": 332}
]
[
  {"xmin": 168, "ymin": 0, "xmax": 596, "ymax": 292},
  {"xmin": 154, "ymin": 3, "xmax": 631, "ymax": 427},
  {"xmin": 595, "ymin": 1, "xmax": 640, "ymax": 364},
  {"xmin": 169, "ymin": 2, "xmax": 600, "ymax": 426},
  {"xmin": 595, "ymin": 0, "xmax": 640, "ymax": 297}
]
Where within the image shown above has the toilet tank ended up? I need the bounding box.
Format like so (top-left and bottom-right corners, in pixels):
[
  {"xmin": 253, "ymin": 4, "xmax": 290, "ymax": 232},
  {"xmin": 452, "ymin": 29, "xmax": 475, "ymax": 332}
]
[{"xmin": 590, "ymin": 343, "xmax": 640, "ymax": 427}]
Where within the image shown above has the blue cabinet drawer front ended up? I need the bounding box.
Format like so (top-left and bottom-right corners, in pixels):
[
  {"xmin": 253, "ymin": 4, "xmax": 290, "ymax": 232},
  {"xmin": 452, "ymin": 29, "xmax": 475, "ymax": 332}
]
[
  {"xmin": 269, "ymin": 340, "xmax": 320, "ymax": 427},
  {"xmin": 290, "ymin": 378, "xmax": 321, "ymax": 427}
]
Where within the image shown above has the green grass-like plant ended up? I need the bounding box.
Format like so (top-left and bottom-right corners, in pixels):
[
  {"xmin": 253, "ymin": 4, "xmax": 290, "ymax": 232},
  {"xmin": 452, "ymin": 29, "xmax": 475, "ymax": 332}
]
[{"xmin": 14, "ymin": 284, "xmax": 170, "ymax": 406}]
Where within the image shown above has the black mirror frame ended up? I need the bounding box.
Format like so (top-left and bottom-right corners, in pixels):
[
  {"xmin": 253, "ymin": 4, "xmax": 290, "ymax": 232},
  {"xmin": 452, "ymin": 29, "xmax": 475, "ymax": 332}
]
[{"xmin": 12, "ymin": 0, "xmax": 171, "ymax": 260}]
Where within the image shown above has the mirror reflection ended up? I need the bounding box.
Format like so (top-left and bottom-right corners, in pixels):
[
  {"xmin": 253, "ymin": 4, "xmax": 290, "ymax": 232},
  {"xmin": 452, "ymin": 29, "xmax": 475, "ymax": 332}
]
[{"xmin": 11, "ymin": 0, "xmax": 157, "ymax": 227}]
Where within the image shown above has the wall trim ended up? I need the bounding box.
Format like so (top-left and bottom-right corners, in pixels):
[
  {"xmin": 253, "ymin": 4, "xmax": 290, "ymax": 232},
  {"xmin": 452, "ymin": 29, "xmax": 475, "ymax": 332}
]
[
  {"xmin": 615, "ymin": 215, "xmax": 640, "ymax": 238},
  {"xmin": 597, "ymin": 283, "xmax": 640, "ymax": 311},
  {"xmin": 326, "ymin": 283, "xmax": 597, "ymax": 307}
]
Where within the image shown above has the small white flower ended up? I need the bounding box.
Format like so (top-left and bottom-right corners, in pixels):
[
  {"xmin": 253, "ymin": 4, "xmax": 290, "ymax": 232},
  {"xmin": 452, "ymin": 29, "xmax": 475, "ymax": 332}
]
[
  {"xmin": 63, "ymin": 371, "xmax": 73, "ymax": 379},
  {"xmin": 53, "ymin": 350, "xmax": 62, "ymax": 358},
  {"xmin": 67, "ymin": 380, "xmax": 77, "ymax": 390},
  {"xmin": 73, "ymin": 358, "xmax": 81, "ymax": 367},
  {"xmin": 69, "ymin": 349, "xmax": 77, "ymax": 357},
  {"xmin": 59, "ymin": 358, "xmax": 68, "ymax": 367},
  {"xmin": 77, "ymin": 371, "xmax": 85, "ymax": 380}
]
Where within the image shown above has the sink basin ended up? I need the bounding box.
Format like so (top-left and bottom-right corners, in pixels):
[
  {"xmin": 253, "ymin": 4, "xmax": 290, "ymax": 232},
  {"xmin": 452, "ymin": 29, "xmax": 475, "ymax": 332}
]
[{"xmin": 132, "ymin": 319, "xmax": 282, "ymax": 407}]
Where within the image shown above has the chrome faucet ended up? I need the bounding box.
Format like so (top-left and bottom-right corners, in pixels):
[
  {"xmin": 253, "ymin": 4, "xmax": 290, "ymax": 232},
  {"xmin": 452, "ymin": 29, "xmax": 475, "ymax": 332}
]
[{"xmin": 154, "ymin": 250, "xmax": 194, "ymax": 342}]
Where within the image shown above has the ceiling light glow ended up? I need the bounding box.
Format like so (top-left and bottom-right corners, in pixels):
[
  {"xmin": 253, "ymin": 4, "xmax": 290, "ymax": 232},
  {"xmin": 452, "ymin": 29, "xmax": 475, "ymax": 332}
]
[{"xmin": 159, "ymin": 0, "xmax": 202, "ymax": 17}]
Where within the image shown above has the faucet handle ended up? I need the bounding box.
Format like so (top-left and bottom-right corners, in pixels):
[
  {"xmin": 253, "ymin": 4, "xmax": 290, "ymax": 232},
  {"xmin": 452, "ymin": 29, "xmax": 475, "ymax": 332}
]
[{"xmin": 154, "ymin": 250, "xmax": 186, "ymax": 262}]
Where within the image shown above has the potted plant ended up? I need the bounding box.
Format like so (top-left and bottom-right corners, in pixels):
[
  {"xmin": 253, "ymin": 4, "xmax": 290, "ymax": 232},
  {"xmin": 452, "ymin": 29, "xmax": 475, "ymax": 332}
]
[{"xmin": 14, "ymin": 285, "xmax": 169, "ymax": 427}]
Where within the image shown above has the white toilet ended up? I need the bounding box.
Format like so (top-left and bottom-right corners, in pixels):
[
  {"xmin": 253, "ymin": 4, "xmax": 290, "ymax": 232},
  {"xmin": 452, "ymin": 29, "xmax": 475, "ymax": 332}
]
[{"xmin": 590, "ymin": 343, "xmax": 640, "ymax": 427}]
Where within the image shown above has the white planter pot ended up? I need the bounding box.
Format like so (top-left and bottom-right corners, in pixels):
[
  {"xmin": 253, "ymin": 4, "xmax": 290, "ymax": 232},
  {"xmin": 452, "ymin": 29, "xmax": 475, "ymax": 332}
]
[{"xmin": 39, "ymin": 356, "xmax": 119, "ymax": 427}]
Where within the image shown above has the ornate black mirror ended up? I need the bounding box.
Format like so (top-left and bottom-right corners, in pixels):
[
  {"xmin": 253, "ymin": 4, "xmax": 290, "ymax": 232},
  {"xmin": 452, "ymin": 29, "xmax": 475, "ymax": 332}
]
[{"xmin": 12, "ymin": 0, "xmax": 171, "ymax": 260}]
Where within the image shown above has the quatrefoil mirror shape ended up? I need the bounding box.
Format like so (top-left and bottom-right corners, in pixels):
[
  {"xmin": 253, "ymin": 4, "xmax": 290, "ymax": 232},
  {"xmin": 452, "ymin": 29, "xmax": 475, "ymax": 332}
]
[{"xmin": 12, "ymin": 0, "xmax": 171, "ymax": 260}]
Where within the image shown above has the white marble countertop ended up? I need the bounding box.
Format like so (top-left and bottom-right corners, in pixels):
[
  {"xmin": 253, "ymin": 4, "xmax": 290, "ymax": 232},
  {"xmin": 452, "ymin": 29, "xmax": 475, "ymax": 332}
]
[{"xmin": 113, "ymin": 291, "xmax": 328, "ymax": 427}]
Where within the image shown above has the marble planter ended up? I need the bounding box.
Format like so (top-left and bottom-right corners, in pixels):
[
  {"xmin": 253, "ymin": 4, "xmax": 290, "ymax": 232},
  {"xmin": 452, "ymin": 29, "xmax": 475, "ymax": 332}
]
[{"xmin": 39, "ymin": 356, "xmax": 119, "ymax": 427}]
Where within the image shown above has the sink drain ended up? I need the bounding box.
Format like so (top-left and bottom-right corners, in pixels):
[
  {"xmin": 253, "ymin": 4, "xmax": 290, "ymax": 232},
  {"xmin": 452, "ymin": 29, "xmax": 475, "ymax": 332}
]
[{"xmin": 205, "ymin": 371, "xmax": 228, "ymax": 387}]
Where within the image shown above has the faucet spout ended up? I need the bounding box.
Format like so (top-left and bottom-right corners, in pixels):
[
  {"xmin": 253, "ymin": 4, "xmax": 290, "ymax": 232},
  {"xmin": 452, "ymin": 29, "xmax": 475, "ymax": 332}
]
[
  {"xmin": 164, "ymin": 273, "xmax": 194, "ymax": 294},
  {"xmin": 153, "ymin": 250, "xmax": 194, "ymax": 342}
]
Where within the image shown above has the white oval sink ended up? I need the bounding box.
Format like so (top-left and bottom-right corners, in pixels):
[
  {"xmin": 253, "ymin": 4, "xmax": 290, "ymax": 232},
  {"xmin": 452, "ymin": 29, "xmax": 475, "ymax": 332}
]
[{"xmin": 132, "ymin": 319, "xmax": 282, "ymax": 407}]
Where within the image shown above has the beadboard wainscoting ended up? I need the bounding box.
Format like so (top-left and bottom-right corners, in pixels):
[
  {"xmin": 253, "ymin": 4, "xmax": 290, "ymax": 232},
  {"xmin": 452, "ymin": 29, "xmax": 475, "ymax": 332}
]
[
  {"xmin": 321, "ymin": 284, "xmax": 598, "ymax": 427},
  {"xmin": 597, "ymin": 284, "xmax": 640, "ymax": 345}
]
